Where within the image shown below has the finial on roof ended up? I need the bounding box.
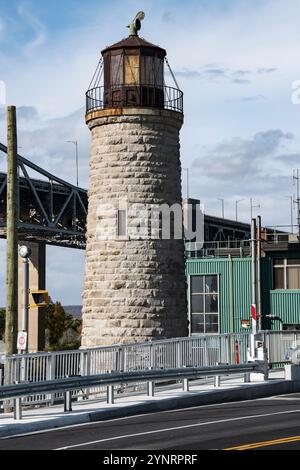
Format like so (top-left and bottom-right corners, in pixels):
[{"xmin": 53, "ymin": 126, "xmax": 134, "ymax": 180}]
[{"xmin": 127, "ymin": 11, "xmax": 145, "ymax": 36}]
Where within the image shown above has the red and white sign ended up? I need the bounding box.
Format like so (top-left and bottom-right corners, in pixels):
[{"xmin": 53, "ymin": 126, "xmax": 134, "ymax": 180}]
[
  {"xmin": 17, "ymin": 331, "xmax": 28, "ymax": 351},
  {"xmin": 251, "ymin": 304, "xmax": 257, "ymax": 334}
]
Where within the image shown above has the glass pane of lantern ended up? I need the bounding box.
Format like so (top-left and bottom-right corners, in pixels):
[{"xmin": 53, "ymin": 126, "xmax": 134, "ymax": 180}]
[
  {"xmin": 110, "ymin": 54, "xmax": 123, "ymax": 86},
  {"xmin": 125, "ymin": 55, "xmax": 140, "ymax": 85},
  {"xmin": 154, "ymin": 57, "xmax": 164, "ymax": 87},
  {"xmin": 141, "ymin": 56, "xmax": 154, "ymax": 85}
]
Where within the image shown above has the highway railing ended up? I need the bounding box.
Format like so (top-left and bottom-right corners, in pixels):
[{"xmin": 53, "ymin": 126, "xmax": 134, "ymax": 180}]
[
  {"xmin": 1, "ymin": 331, "xmax": 298, "ymax": 407},
  {"xmin": 2, "ymin": 333, "xmax": 249, "ymax": 405},
  {"xmin": 0, "ymin": 362, "xmax": 266, "ymax": 420}
]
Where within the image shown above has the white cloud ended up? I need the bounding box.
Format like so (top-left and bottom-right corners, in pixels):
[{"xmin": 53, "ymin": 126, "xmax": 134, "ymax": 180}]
[{"xmin": 17, "ymin": 3, "xmax": 47, "ymax": 53}]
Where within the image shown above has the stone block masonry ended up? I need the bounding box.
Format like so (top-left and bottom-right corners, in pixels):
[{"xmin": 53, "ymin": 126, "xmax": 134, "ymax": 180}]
[{"xmin": 81, "ymin": 109, "xmax": 187, "ymax": 347}]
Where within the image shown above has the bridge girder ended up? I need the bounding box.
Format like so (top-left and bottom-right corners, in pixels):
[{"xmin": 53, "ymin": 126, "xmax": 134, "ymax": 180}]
[{"xmin": 0, "ymin": 143, "xmax": 87, "ymax": 249}]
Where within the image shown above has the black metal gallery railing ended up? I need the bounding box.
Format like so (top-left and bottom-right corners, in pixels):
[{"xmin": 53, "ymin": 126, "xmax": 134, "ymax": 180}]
[{"xmin": 86, "ymin": 85, "xmax": 183, "ymax": 114}]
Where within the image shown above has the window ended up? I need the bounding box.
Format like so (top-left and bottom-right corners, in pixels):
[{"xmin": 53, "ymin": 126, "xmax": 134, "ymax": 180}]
[
  {"xmin": 124, "ymin": 55, "xmax": 140, "ymax": 85},
  {"xmin": 110, "ymin": 54, "xmax": 123, "ymax": 85},
  {"xmin": 283, "ymin": 324, "xmax": 300, "ymax": 331},
  {"xmin": 274, "ymin": 258, "xmax": 300, "ymax": 290},
  {"xmin": 117, "ymin": 210, "xmax": 127, "ymax": 237},
  {"xmin": 190, "ymin": 275, "xmax": 219, "ymax": 334}
]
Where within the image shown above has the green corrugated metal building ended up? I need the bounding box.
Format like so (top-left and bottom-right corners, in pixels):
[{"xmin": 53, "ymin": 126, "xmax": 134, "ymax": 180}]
[{"xmin": 186, "ymin": 253, "xmax": 300, "ymax": 335}]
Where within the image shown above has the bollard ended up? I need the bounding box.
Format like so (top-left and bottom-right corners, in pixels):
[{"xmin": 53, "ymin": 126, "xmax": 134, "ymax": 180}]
[
  {"xmin": 147, "ymin": 381, "xmax": 154, "ymax": 397},
  {"xmin": 64, "ymin": 390, "xmax": 72, "ymax": 412},
  {"xmin": 183, "ymin": 378, "xmax": 189, "ymax": 392},
  {"xmin": 14, "ymin": 398, "xmax": 22, "ymax": 420},
  {"xmin": 107, "ymin": 385, "xmax": 114, "ymax": 404}
]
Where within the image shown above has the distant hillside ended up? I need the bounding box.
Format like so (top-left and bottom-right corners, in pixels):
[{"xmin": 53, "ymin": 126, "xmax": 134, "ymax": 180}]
[{"xmin": 63, "ymin": 305, "xmax": 82, "ymax": 320}]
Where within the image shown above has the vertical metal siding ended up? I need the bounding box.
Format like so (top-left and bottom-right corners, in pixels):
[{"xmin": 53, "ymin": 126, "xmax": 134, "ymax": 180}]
[
  {"xmin": 186, "ymin": 258, "xmax": 253, "ymax": 333},
  {"xmin": 270, "ymin": 291, "xmax": 300, "ymax": 327}
]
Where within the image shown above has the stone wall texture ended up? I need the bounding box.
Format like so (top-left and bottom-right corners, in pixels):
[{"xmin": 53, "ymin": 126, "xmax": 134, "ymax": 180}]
[{"xmin": 81, "ymin": 109, "xmax": 188, "ymax": 347}]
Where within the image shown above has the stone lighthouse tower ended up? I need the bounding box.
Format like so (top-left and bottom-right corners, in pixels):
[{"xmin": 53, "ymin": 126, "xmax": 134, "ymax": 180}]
[{"xmin": 81, "ymin": 13, "xmax": 187, "ymax": 347}]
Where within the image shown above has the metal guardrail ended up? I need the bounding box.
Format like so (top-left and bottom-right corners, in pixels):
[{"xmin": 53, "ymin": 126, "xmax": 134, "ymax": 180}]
[{"xmin": 0, "ymin": 362, "xmax": 265, "ymax": 420}]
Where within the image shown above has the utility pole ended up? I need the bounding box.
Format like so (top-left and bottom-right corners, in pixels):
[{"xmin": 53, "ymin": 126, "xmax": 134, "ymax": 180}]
[
  {"xmin": 218, "ymin": 198, "xmax": 225, "ymax": 218},
  {"xmin": 293, "ymin": 169, "xmax": 300, "ymax": 235},
  {"xmin": 256, "ymin": 216, "xmax": 262, "ymax": 331},
  {"xmin": 250, "ymin": 198, "xmax": 260, "ymax": 220},
  {"xmin": 250, "ymin": 218, "xmax": 257, "ymax": 360},
  {"xmin": 66, "ymin": 140, "xmax": 79, "ymax": 187},
  {"xmin": 285, "ymin": 196, "xmax": 294, "ymax": 233},
  {"xmin": 5, "ymin": 106, "xmax": 19, "ymax": 356}
]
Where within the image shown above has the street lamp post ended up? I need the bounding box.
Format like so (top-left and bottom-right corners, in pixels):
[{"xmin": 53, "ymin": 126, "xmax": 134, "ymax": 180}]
[
  {"xmin": 250, "ymin": 198, "xmax": 260, "ymax": 220},
  {"xmin": 218, "ymin": 198, "xmax": 225, "ymax": 218},
  {"xmin": 66, "ymin": 140, "xmax": 79, "ymax": 187},
  {"xmin": 236, "ymin": 199, "xmax": 245, "ymax": 222},
  {"xmin": 19, "ymin": 245, "xmax": 32, "ymax": 354}
]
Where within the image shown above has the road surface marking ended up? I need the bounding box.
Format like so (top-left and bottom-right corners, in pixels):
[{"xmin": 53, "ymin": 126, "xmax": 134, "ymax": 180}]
[
  {"xmin": 225, "ymin": 435, "xmax": 300, "ymax": 450},
  {"xmin": 3, "ymin": 395, "xmax": 286, "ymax": 441},
  {"xmin": 55, "ymin": 408, "xmax": 300, "ymax": 450}
]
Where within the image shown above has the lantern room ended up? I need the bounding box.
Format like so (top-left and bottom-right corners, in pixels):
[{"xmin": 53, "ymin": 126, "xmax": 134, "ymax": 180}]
[
  {"xmin": 86, "ymin": 14, "xmax": 183, "ymax": 118},
  {"xmin": 102, "ymin": 36, "xmax": 166, "ymax": 109}
]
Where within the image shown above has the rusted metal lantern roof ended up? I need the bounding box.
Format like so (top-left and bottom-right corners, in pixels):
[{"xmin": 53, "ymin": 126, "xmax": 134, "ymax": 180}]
[{"xmin": 101, "ymin": 36, "xmax": 166, "ymax": 56}]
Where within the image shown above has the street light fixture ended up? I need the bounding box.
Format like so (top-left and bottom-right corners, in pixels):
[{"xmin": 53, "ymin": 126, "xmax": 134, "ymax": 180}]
[{"xmin": 66, "ymin": 140, "xmax": 79, "ymax": 187}]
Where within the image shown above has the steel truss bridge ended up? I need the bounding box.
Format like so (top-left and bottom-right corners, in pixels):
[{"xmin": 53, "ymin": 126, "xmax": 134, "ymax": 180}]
[
  {"xmin": 0, "ymin": 144, "xmax": 251, "ymax": 250},
  {"xmin": 0, "ymin": 143, "xmax": 87, "ymax": 249}
]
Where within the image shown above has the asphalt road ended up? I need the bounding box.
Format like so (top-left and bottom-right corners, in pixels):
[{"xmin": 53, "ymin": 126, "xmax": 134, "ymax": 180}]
[{"xmin": 2, "ymin": 394, "xmax": 300, "ymax": 450}]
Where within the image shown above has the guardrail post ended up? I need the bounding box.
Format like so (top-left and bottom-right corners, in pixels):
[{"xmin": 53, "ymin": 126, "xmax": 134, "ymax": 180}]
[
  {"xmin": 244, "ymin": 372, "xmax": 251, "ymax": 383},
  {"xmin": 64, "ymin": 390, "xmax": 72, "ymax": 412},
  {"xmin": 214, "ymin": 363, "xmax": 221, "ymax": 387},
  {"xmin": 147, "ymin": 381, "xmax": 155, "ymax": 397},
  {"xmin": 107, "ymin": 385, "xmax": 114, "ymax": 404},
  {"xmin": 46, "ymin": 354, "xmax": 56, "ymax": 405},
  {"xmin": 13, "ymin": 379, "xmax": 22, "ymax": 420},
  {"xmin": 14, "ymin": 397, "xmax": 22, "ymax": 420},
  {"xmin": 183, "ymin": 378, "xmax": 189, "ymax": 392}
]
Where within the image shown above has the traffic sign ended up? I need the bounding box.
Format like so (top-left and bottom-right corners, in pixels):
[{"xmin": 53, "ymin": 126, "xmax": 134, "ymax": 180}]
[{"xmin": 17, "ymin": 331, "xmax": 28, "ymax": 351}]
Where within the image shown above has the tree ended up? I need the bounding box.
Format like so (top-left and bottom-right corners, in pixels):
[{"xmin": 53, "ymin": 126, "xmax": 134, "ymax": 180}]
[{"xmin": 45, "ymin": 302, "xmax": 82, "ymax": 351}]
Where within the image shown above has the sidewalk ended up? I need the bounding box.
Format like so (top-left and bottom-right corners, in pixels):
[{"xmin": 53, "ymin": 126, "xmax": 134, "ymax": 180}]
[{"xmin": 0, "ymin": 370, "xmax": 296, "ymax": 438}]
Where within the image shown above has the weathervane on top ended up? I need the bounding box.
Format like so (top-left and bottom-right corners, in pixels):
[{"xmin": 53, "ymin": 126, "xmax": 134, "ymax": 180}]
[{"xmin": 127, "ymin": 11, "xmax": 145, "ymax": 36}]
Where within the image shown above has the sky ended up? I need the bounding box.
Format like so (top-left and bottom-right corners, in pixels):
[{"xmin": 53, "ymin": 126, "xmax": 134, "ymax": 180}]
[{"xmin": 0, "ymin": 0, "xmax": 300, "ymax": 306}]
